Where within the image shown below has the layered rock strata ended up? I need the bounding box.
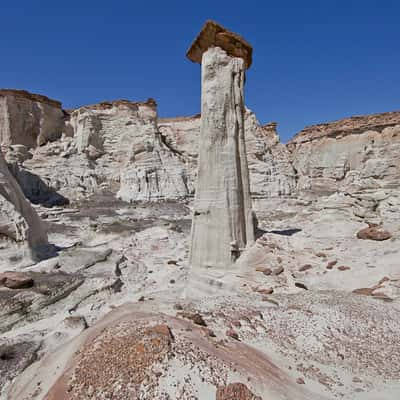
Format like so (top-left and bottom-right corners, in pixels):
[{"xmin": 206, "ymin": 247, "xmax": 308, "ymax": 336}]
[
  {"xmin": 69, "ymin": 99, "xmax": 192, "ymax": 202},
  {"xmin": 160, "ymin": 110, "xmax": 400, "ymax": 199},
  {"xmin": 289, "ymin": 111, "xmax": 400, "ymax": 195},
  {"xmin": 159, "ymin": 111, "xmax": 297, "ymax": 199},
  {"xmin": 1, "ymin": 88, "xmax": 399, "ymax": 207},
  {"xmin": 0, "ymin": 89, "xmax": 65, "ymax": 148}
]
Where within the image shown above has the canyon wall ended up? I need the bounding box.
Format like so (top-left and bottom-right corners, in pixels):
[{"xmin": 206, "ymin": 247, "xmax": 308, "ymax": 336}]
[
  {"xmin": 160, "ymin": 110, "xmax": 400, "ymax": 199},
  {"xmin": 289, "ymin": 111, "xmax": 400, "ymax": 196},
  {"xmin": 1, "ymin": 89, "xmax": 399, "ymax": 205}
]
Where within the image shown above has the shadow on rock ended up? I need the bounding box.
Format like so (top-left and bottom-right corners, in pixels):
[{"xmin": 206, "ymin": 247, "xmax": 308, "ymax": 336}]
[
  {"xmin": 8, "ymin": 164, "xmax": 69, "ymax": 208},
  {"xmin": 270, "ymin": 228, "xmax": 302, "ymax": 236}
]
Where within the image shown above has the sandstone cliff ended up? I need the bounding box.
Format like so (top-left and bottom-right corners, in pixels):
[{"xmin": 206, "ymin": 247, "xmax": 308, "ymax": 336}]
[
  {"xmin": 159, "ymin": 110, "xmax": 297, "ymax": 199},
  {"xmin": 288, "ymin": 111, "xmax": 400, "ymax": 196},
  {"xmin": 0, "ymin": 89, "xmax": 66, "ymax": 149},
  {"xmin": 2, "ymin": 89, "xmax": 399, "ymax": 206},
  {"xmin": 69, "ymin": 99, "xmax": 193, "ymax": 201},
  {"xmin": 160, "ymin": 109, "xmax": 400, "ymax": 199}
]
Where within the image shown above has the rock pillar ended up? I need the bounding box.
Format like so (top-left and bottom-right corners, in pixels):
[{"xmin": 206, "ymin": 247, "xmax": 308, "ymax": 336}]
[
  {"xmin": 187, "ymin": 21, "xmax": 255, "ymax": 269},
  {"xmin": 0, "ymin": 149, "xmax": 49, "ymax": 260}
]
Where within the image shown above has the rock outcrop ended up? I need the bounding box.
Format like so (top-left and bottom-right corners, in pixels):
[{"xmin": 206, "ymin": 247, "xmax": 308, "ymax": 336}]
[
  {"xmin": 216, "ymin": 383, "xmax": 262, "ymax": 400},
  {"xmin": 160, "ymin": 109, "xmax": 400, "ymax": 200},
  {"xmin": 0, "ymin": 149, "xmax": 48, "ymax": 258},
  {"xmin": 289, "ymin": 111, "xmax": 400, "ymax": 195},
  {"xmin": 2, "ymin": 88, "xmax": 399, "ymax": 208},
  {"xmin": 0, "ymin": 89, "xmax": 65, "ymax": 148},
  {"xmin": 69, "ymin": 99, "xmax": 193, "ymax": 202}
]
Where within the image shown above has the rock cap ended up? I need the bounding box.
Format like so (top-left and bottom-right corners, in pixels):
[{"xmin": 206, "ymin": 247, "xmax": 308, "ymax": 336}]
[{"xmin": 186, "ymin": 20, "xmax": 253, "ymax": 69}]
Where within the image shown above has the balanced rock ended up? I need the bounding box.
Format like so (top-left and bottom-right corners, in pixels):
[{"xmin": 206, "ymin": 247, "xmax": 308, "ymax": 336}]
[{"xmin": 188, "ymin": 21, "xmax": 255, "ymax": 270}]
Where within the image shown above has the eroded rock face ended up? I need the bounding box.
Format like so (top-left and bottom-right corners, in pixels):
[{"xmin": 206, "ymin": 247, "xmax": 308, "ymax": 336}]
[
  {"xmin": 0, "ymin": 341, "xmax": 40, "ymax": 393},
  {"xmin": 0, "ymin": 89, "xmax": 65, "ymax": 148},
  {"xmin": 159, "ymin": 110, "xmax": 297, "ymax": 199},
  {"xmin": 18, "ymin": 136, "xmax": 99, "ymax": 203},
  {"xmin": 289, "ymin": 111, "xmax": 400, "ymax": 195},
  {"xmin": 189, "ymin": 46, "xmax": 254, "ymax": 270},
  {"xmin": 69, "ymin": 99, "xmax": 192, "ymax": 202},
  {"xmin": 2, "ymin": 88, "xmax": 399, "ymax": 206},
  {"xmin": 160, "ymin": 110, "xmax": 400, "ymax": 200},
  {"xmin": 0, "ymin": 149, "xmax": 48, "ymax": 258}
]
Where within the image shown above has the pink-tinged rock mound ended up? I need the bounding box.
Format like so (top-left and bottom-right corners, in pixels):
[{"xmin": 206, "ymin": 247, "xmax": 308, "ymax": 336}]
[
  {"xmin": 216, "ymin": 382, "xmax": 262, "ymax": 400},
  {"xmin": 357, "ymin": 225, "xmax": 392, "ymax": 241},
  {"xmin": 9, "ymin": 307, "xmax": 315, "ymax": 400}
]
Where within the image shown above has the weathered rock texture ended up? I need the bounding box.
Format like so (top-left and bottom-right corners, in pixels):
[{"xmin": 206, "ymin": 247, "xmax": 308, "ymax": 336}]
[
  {"xmin": 288, "ymin": 111, "xmax": 400, "ymax": 195},
  {"xmin": 0, "ymin": 89, "xmax": 65, "ymax": 148},
  {"xmin": 2, "ymin": 88, "xmax": 399, "ymax": 208},
  {"xmin": 186, "ymin": 20, "xmax": 253, "ymax": 69},
  {"xmin": 70, "ymin": 99, "xmax": 192, "ymax": 202},
  {"xmin": 160, "ymin": 110, "xmax": 400, "ymax": 200},
  {"xmin": 0, "ymin": 149, "xmax": 48, "ymax": 256},
  {"xmin": 216, "ymin": 383, "xmax": 262, "ymax": 400},
  {"xmin": 159, "ymin": 111, "xmax": 297, "ymax": 199},
  {"xmin": 188, "ymin": 31, "xmax": 255, "ymax": 270}
]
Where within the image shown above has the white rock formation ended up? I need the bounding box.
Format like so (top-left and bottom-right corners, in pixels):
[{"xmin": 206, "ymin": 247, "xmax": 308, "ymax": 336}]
[
  {"xmin": 2, "ymin": 88, "xmax": 399, "ymax": 209},
  {"xmin": 0, "ymin": 89, "xmax": 65, "ymax": 148},
  {"xmin": 187, "ymin": 21, "xmax": 255, "ymax": 270},
  {"xmin": 245, "ymin": 113, "xmax": 297, "ymax": 198},
  {"xmin": 159, "ymin": 110, "xmax": 297, "ymax": 199},
  {"xmin": 159, "ymin": 111, "xmax": 400, "ymax": 201},
  {"xmin": 68, "ymin": 100, "xmax": 193, "ymax": 202},
  {"xmin": 0, "ymin": 149, "xmax": 48, "ymax": 258},
  {"xmin": 288, "ymin": 111, "xmax": 400, "ymax": 195}
]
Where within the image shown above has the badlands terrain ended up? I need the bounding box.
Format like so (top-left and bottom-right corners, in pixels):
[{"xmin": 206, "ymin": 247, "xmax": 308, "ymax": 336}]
[{"xmin": 0, "ymin": 88, "xmax": 400, "ymax": 399}]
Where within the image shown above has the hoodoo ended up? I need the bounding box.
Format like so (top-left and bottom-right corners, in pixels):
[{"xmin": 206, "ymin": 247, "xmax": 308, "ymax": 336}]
[{"xmin": 187, "ymin": 20, "xmax": 255, "ymax": 269}]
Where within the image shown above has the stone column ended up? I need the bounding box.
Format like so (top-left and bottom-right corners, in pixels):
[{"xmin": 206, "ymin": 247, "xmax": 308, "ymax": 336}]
[{"xmin": 187, "ymin": 21, "xmax": 255, "ymax": 270}]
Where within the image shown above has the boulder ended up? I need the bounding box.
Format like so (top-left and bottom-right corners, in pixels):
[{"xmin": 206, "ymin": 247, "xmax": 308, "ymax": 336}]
[
  {"xmin": 357, "ymin": 225, "xmax": 392, "ymax": 241},
  {"xmin": 0, "ymin": 272, "xmax": 34, "ymax": 289}
]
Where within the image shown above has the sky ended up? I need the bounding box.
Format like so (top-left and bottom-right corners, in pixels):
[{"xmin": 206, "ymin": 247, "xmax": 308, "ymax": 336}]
[{"xmin": 1, "ymin": 0, "xmax": 399, "ymax": 142}]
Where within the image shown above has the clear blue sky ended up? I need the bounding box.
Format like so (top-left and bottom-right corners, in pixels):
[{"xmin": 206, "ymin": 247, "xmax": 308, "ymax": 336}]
[{"xmin": 1, "ymin": 0, "xmax": 399, "ymax": 141}]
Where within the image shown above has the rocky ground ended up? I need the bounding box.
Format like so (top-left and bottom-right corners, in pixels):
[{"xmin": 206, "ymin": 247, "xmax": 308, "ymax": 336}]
[
  {"xmin": 1, "ymin": 188, "xmax": 399, "ymax": 399},
  {"xmin": 1, "ymin": 89, "xmax": 400, "ymax": 399}
]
